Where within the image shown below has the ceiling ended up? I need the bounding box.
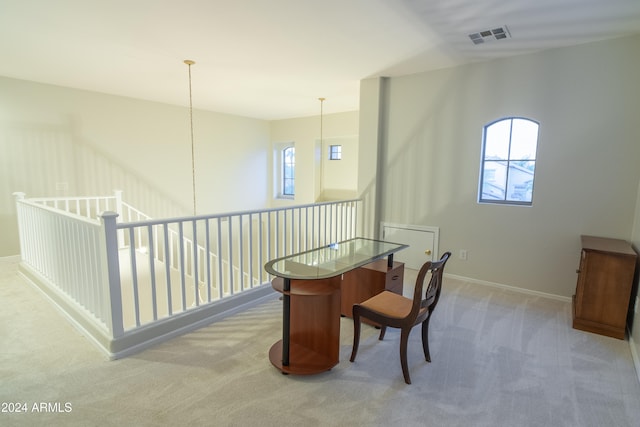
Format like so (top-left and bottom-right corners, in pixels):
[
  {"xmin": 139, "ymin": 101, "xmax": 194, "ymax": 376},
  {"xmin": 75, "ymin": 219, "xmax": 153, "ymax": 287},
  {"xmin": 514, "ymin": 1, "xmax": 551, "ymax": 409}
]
[{"xmin": 2, "ymin": 0, "xmax": 640, "ymax": 120}]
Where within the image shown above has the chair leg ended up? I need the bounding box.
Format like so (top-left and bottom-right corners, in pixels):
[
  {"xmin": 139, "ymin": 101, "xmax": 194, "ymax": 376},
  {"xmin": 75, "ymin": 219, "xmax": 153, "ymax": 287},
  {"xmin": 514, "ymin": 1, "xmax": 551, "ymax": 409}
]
[
  {"xmin": 350, "ymin": 308, "xmax": 362, "ymax": 362},
  {"xmin": 421, "ymin": 316, "xmax": 431, "ymax": 362},
  {"xmin": 400, "ymin": 328, "xmax": 412, "ymax": 384},
  {"xmin": 378, "ymin": 326, "xmax": 387, "ymax": 340}
]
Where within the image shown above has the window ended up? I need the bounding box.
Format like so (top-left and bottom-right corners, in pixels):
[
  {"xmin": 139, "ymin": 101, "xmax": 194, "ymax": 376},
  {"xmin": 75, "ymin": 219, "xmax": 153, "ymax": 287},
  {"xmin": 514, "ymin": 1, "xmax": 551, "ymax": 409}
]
[
  {"xmin": 329, "ymin": 144, "xmax": 342, "ymax": 160},
  {"xmin": 478, "ymin": 117, "xmax": 539, "ymax": 205},
  {"xmin": 282, "ymin": 146, "xmax": 295, "ymax": 196}
]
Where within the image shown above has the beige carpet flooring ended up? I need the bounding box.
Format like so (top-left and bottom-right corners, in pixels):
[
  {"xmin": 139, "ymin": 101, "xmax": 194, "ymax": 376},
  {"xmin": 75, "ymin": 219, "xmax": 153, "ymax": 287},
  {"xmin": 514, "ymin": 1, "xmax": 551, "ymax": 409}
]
[{"xmin": 2, "ymin": 256, "xmax": 640, "ymax": 426}]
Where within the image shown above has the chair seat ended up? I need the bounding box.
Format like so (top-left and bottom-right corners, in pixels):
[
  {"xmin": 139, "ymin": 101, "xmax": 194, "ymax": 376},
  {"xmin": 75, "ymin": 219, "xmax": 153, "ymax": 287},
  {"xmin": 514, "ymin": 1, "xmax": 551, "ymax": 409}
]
[{"xmin": 360, "ymin": 291, "xmax": 426, "ymax": 319}]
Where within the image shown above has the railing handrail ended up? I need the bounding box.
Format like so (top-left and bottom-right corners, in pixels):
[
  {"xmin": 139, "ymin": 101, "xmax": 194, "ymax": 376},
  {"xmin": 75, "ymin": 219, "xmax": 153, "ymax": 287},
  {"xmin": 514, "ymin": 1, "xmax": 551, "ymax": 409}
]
[
  {"xmin": 27, "ymin": 195, "xmax": 117, "ymax": 203},
  {"xmin": 23, "ymin": 191, "xmax": 360, "ymax": 231},
  {"xmin": 115, "ymin": 199, "xmax": 362, "ymax": 228},
  {"xmin": 15, "ymin": 195, "xmax": 102, "ymax": 226}
]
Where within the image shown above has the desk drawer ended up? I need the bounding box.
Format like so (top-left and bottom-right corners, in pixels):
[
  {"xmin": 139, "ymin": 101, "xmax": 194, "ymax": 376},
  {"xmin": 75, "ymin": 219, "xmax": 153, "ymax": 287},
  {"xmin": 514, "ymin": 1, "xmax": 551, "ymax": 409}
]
[{"xmin": 385, "ymin": 268, "xmax": 404, "ymax": 294}]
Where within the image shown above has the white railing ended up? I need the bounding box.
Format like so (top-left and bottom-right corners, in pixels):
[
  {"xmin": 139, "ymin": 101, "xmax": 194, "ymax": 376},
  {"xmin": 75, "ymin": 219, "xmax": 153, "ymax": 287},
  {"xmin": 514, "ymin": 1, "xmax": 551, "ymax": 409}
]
[
  {"xmin": 14, "ymin": 191, "xmax": 362, "ymax": 357},
  {"xmin": 14, "ymin": 194, "xmax": 116, "ymax": 335},
  {"xmin": 114, "ymin": 201, "xmax": 360, "ymax": 328}
]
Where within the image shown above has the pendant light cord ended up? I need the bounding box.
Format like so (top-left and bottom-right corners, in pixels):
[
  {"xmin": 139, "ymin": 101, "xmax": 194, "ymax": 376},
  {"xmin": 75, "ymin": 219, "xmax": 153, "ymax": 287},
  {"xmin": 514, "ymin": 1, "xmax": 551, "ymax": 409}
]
[
  {"xmin": 319, "ymin": 97, "xmax": 325, "ymax": 198},
  {"xmin": 185, "ymin": 60, "xmax": 197, "ymax": 216}
]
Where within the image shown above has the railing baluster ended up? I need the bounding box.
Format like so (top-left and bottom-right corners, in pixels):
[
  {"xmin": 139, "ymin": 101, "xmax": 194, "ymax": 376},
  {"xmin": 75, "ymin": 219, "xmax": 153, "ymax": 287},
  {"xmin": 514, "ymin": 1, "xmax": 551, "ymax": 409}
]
[
  {"xmin": 77, "ymin": 222, "xmax": 88, "ymax": 307},
  {"xmin": 228, "ymin": 216, "xmax": 234, "ymax": 295},
  {"xmin": 338, "ymin": 203, "xmax": 342, "ymax": 241},
  {"xmin": 311, "ymin": 206, "xmax": 315, "ymax": 249},
  {"xmin": 163, "ymin": 223, "xmax": 173, "ymax": 315},
  {"xmin": 267, "ymin": 211, "xmax": 271, "ymax": 270},
  {"xmin": 178, "ymin": 222, "xmax": 187, "ymax": 311},
  {"xmin": 258, "ymin": 212, "xmax": 264, "ymax": 285},
  {"xmin": 319, "ymin": 205, "xmax": 323, "ymax": 245},
  {"xmin": 239, "ymin": 214, "xmax": 244, "ymax": 291},
  {"xmin": 248, "ymin": 214, "xmax": 254, "ymax": 287},
  {"xmin": 275, "ymin": 211, "xmax": 280, "ymax": 258},
  {"xmin": 320, "ymin": 204, "xmax": 325, "ymax": 246},
  {"xmin": 217, "ymin": 217, "xmax": 223, "ymax": 298},
  {"xmin": 347, "ymin": 202, "xmax": 351, "ymax": 238},
  {"xmin": 298, "ymin": 209, "xmax": 302, "ymax": 251},
  {"xmin": 205, "ymin": 219, "xmax": 212, "ymax": 302},
  {"xmin": 283, "ymin": 210, "xmax": 287, "ymax": 256},
  {"xmin": 128, "ymin": 228, "xmax": 141, "ymax": 327},
  {"xmin": 192, "ymin": 219, "xmax": 199, "ymax": 306},
  {"xmin": 148, "ymin": 224, "xmax": 158, "ymax": 320}
]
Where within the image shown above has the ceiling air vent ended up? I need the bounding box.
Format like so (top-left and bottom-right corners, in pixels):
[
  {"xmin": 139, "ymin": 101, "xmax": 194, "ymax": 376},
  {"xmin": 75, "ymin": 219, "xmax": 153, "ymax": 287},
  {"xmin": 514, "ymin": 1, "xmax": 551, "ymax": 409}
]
[{"xmin": 469, "ymin": 26, "xmax": 511, "ymax": 45}]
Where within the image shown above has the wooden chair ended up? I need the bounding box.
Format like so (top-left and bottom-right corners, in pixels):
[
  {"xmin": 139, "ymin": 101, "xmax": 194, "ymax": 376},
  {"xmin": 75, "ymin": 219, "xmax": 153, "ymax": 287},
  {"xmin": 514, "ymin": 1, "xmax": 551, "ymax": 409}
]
[{"xmin": 349, "ymin": 252, "xmax": 451, "ymax": 384}]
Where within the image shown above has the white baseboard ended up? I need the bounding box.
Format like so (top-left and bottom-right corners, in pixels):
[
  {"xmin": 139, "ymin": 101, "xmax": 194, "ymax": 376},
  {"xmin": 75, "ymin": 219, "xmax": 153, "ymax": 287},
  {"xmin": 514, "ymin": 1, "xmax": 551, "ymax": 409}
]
[{"xmin": 444, "ymin": 273, "xmax": 572, "ymax": 302}]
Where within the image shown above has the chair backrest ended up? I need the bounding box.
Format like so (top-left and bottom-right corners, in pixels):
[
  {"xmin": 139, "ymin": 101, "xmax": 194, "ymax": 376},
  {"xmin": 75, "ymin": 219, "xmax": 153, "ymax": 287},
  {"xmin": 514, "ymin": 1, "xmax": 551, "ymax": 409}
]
[{"xmin": 409, "ymin": 252, "xmax": 451, "ymax": 322}]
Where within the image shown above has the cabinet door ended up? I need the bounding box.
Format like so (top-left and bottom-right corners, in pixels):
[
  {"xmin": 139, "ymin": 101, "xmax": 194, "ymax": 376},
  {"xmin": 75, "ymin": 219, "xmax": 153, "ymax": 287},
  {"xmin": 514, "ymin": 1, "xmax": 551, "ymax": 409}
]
[
  {"xmin": 578, "ymin": 251, "xmax": 634, "ymax": 328},
  {"xmin": 381, "ymin": 224, "xmax": 437, "ymax": 269}
]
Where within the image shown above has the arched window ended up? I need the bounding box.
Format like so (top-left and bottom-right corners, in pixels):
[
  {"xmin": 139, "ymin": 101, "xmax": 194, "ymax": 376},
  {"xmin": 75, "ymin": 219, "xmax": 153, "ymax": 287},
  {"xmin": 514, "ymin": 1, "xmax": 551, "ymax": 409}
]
[
  {"xmin": 478, "ymin": 117, "xmax": 539, "ymax": 205},
  {"xmin": 282, "ymin": 146, "xmax": 295, "ymax": 196}
]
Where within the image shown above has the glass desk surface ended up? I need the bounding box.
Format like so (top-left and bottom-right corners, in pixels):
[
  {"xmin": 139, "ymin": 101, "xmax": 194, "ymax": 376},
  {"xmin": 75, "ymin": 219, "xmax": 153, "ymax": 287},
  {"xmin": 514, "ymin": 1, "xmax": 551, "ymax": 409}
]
[{"xmin": 264, "ymin": 237, "xmax": 408, "ymax": 280}]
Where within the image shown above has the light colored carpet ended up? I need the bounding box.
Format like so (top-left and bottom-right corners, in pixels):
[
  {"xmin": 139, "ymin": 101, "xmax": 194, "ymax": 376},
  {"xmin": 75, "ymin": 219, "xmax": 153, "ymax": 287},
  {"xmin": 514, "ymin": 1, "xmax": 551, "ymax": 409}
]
[{"xmin": 1, "ymin": 256, "xmax": 639, "ymax": 426}]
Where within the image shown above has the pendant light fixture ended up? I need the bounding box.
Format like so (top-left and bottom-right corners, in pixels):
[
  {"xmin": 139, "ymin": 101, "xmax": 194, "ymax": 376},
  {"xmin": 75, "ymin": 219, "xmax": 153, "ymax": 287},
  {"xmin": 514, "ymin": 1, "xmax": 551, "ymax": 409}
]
[{"xmin": 184, "ymin": 59, "xmax": 197, "ymax": 215}]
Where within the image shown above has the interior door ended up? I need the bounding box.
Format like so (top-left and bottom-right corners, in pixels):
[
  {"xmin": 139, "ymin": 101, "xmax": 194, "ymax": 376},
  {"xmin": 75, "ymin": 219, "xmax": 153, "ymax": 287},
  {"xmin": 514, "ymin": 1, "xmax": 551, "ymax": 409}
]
[{"xmin": 381, "ymin": 223, "xmax": 438, "ymax": 270}]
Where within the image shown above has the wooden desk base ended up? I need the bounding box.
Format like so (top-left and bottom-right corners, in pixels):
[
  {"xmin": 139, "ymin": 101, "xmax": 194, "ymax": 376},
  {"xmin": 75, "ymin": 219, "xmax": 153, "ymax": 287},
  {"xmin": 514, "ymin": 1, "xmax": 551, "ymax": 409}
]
[
  {"xmin": 269, "ymin": 340, "xmax": 336, "ymax": 375},
  {"xmin": 270, "ymin": 276, "xmax": 341, "ymax": 375}
]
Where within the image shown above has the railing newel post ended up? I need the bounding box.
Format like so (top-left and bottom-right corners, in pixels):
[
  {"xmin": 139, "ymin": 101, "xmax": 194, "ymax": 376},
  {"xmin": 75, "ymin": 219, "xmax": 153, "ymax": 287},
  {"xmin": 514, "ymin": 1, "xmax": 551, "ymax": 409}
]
[{"xmin": 101, "ymin": 211, "xmax": 124, "ymax": 338}]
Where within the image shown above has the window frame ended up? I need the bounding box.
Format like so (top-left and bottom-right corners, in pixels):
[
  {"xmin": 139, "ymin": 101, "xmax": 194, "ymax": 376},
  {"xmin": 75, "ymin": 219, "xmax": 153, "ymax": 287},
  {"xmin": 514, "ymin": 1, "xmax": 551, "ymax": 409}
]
[
  {"xmin": 478, "ymin": 117, "xmax": 539, "ymax": 206},
  {"xmin": 329, "ymin": 144, "xmax": 342, "ymax": 160},
  {"xmin": 281, "ymin": 145, "xmax": 295, "ymax": 197}
]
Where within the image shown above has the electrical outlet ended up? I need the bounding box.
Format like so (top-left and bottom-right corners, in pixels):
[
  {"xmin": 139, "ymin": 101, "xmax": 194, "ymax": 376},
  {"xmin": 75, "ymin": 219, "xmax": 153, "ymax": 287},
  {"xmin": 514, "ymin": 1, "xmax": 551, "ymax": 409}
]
[{"xmin": 459, "ymin": 249, "xmax": 468, "ymax": 260}]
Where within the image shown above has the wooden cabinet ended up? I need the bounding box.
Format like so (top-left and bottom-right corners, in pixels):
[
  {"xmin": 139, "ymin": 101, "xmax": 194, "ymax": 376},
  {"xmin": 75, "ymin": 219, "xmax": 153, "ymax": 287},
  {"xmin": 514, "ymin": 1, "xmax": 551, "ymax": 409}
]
[
  {"xmin": 341, "ymin": 260, "xmax": 404, "ymax": 318},
  {"xmin": 572, "ymin": 235, "xmax": 637, "ymax": 339}
]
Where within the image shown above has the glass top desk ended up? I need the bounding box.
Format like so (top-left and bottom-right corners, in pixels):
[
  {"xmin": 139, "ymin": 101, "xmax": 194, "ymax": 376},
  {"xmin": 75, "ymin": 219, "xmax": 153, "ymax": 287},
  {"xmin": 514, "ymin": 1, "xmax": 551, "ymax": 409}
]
[{"xmin": 265, "ymin": 237, "xmax": 408, "ymax": 375}]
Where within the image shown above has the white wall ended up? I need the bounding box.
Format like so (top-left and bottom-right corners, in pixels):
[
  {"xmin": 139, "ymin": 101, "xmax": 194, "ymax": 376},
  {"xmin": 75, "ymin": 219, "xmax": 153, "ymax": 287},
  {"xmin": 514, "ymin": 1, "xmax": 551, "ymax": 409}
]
[
  {"xmin": 357, "ymin": 77, "xmax": 385, "ymax": 238},
  {"xmin": 360, "ymin": 34, "xmax": 640, "ymax": 296},
  {"xmin": 321, "ymin": 135, "xmax": 359, "ymax": 199},
  {"xmin": 0, "ymin": 76, "xmax": 270, "ymax": 256},
  {"xmin": 269, "ymin": 111, "xmax": 359, "ymax": 206}
]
